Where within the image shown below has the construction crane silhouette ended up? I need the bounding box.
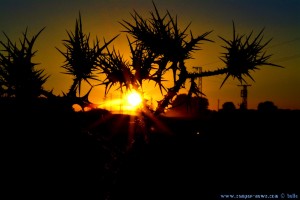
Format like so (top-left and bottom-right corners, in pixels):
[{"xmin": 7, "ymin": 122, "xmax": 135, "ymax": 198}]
[{"xmin": 238, "ymin": 84, "xmax": 251, "ymax": 110}]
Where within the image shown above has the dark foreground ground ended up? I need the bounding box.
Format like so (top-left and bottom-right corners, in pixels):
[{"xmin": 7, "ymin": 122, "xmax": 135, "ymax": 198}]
[{"xmin": 1, "ymin": 108, "xmax": 299, "ymax": 199}]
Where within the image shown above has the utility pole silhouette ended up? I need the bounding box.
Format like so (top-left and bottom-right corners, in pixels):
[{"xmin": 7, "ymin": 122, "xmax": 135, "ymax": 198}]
[
  {"xmin": 192, "ymin": 66, "xmax": 203, "ymax": 113},
  {"xmin": 238, "ymin": 84, "xmax": 251, "ymax": 110},
  {"xmin": 192, "ymin": 66, "xmax": 203, "ymax": 97}
]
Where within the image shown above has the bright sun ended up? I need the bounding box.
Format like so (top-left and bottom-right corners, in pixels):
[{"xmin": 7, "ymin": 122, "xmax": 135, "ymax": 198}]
[{"xmin": 127, "ymin": 91, "xmax": 142, "ymax": 107}]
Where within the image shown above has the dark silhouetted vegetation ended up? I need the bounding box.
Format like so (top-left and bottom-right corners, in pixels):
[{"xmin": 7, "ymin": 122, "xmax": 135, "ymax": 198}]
[
  {"xmin": 167, "ymin": 93, "xmax": 209, "ymax": 116},
  {"xmin": 257, "ymin": 100, "xmax": 278, "ymax": 111},
  {"xmin": 221, "ymin": 101, "xmax": 236, "ymax": 111},
  {"xmin": 1, "ymin": 2, "xmax": 282, "ymax": 115},
  {"xmin": 0, "ymin": 27, "xmax": 49, "ymax": 103},
  {"xmin": 1, "ymin": 2, "xmax": 297, "ymax": 200}
]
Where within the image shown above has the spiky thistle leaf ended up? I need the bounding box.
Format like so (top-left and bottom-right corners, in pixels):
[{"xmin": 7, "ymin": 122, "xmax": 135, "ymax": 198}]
[
  {"xmin": 57, "ymin": 12, "xmax": 118, "ymax": 97},
  {"xmin": 0, "ymin": 27, "xmax": 49, "ymax": 100},
  {"xmin": 219, "ymin": 21, "xmax": 283, "ymax": 87}
]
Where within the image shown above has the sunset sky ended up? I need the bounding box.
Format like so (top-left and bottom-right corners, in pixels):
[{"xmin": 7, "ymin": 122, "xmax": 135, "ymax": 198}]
[{"xmin": 1, "ymin": 0, "xmax": 299, "ymax": 111}]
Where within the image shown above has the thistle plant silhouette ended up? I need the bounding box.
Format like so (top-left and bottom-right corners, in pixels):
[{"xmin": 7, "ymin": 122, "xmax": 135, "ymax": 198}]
[
  {"xmin": 0, "ymin": 3, "xmax": 287, "ymax": 200},
  {"xmin": 56, "ymin": 12, "xmax": 118, "ymax": 110},
  {"xmin": 218, "ymin": 22, "xmax": 283, "ymax": 87},
  {"xmin": 0, "ymin": 27, "xmax": 49, "ymax": 103},
  {"xmin": 0, "ymin": 2, "xmax": 282, "ymax": 115},
  {"xmin": 113, "ymin": 2, "xmax": 282, "ymax": 115}
]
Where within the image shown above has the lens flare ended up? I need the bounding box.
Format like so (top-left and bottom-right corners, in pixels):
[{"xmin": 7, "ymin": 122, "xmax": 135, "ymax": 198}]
[{"xmin": 127, "ymin": 91, "xmax": 142, "ymax": 107}]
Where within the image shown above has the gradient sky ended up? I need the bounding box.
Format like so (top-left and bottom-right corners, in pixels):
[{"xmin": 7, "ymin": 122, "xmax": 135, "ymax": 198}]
[{"xmin": 1, "ymin": 0, "xmax": 300, "ymax": 110}]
